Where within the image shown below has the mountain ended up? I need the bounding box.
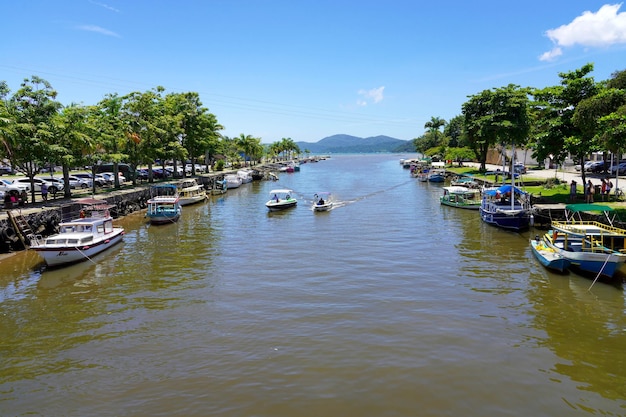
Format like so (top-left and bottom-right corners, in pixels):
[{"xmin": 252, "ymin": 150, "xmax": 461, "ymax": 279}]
[{"xmin": 296, "ymin": 134, "xmax": 414, "ymax": 153}]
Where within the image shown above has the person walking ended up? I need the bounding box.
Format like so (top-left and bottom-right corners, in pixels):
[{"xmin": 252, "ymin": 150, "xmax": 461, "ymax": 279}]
[
  {"xmin": 607, "ymin": 178, "xmax": 613, "ymax": 200},
  {"xmin": 41, "ymin": 183, "xmax": 48, "ymax": 202}
]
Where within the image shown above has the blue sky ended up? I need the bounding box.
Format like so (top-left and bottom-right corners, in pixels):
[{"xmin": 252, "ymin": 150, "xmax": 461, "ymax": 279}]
[{"xmin": 2, "ymin": 1, "xmax": 626, "ymax": 144}]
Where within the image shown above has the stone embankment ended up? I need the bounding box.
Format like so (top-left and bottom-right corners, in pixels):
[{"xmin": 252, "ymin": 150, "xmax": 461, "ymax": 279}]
[{"xmin": 0, "ymin": 165, "xmax": 281, "ymax": 254}]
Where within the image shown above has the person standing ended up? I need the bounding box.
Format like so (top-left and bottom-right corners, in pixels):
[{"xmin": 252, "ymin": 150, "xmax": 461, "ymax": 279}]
[
  {"xmin": 601, "ymin": 179, "xmax": 607, "ymax": 201},
  {"xmin": 41, "ymin": 183, "xmax": 48, "ymax": 202},
  {"xmin": 586, "ymin": 180, "xmax": 594, "ymax": 203},
  {"xmin": 607, "ymin": 178, "xmax": 613, "ymax": 200},
  {"xmin": 569, "ymin": 180, "xmax": 577, "ymax": 202}
]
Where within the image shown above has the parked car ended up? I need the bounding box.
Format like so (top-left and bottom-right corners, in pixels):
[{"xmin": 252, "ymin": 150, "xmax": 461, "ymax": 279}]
[
  {"xmin": 101, "ymin": 172, "xmax": 126, "ymax": 184},
  {"xmin": 151, "ymin": 168, "xmax": 171, "ymax": 179},
  {"xmin": 513, "ymin": 163, "xmax": 527, "ymax": 174},
  {"xmin": 12, "ymin": 177, "xmax": 64, "ymax": 194},
  {"xmin": 610, "ymin": 162, "xmax": 626, "ymax": 175},
  {"xmin": 0, "ymin": 165, "xmax": 14, "ymax": 175},
  {"xmin": 56, "ymin": 175, "xmax": 92, "ymax": 189},
  {"xmin": 136, "ymin": 169, "xmax": 149, "ymax": 180},
  {"xmin": 588, "ymin": 161, "xmax": 610, "ymax": 173},
  {"xmin": 73, "ymin": 173, "xmax": 107, "ymax": 187}
]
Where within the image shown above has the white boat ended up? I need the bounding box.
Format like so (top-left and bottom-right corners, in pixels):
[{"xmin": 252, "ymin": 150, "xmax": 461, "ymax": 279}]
[
  {"xmin": 146, "ymin": 184, "xmax": 182, "ymax": 225},
  {"xmin": 266, "ymin": 189, "xmax": 297, "ymax": 211},
  {"xmin": 224, "ymin": 174, "xmax": 242, "ymax": 189},
  {"xmin": 177, "ymin": 179, "xmax": 207, "ymax": 206},
  {"xmin": 237, "ymin": 170, "xmax": 253, "ymax": 183},
  {"xmin": 313, "ymin": 192, "xmax": 333, "ymax": 212},
  {"xmin": 30, "ymin": 198, "xmax": 125, "ymax": 267}
]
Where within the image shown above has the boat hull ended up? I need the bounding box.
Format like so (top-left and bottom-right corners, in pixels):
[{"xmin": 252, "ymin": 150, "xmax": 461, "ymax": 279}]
[
  {"xmin": 266, "ymin": 201, "xmax": 297, "ymax": 211},
  {"xmin": 543, "ymin": 232, "xmax": 626, "ymax": 279},
  {"xmin": 33, "ymin": 229, "xmax": 124, "ymax": 267},
  {"xmin": 313, "ymin": 202, "xmax": 333, "ymax": 212},
  {"xmin": 530, "ymin": 238, "xmax": 571, "ymax": 272},
  {"xmin": 179, "ymin": 195, "xmax": 206, "ymax": 206},
  {"xmin": 480, "ymin": 207, "xmax": 531, "ymax": 231},
  {"xmin": 147, "ymin": 211, "xmax": 181, "ymax": 224}
]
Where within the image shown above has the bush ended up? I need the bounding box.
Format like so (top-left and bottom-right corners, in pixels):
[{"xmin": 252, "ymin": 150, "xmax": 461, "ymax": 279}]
[{"xmin": 215, "ymin": 160, "xmax": 225, "ymax": 171}]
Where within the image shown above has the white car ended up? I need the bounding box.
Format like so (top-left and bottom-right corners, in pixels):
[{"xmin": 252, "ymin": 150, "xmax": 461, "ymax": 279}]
[
  {"xmin": 12, "ymin": 177, "xmax": 64, "ymax": 194},
  {"xmin": 55, "ymin": 175, "xmax": 92, "ymax": 189},
  {"xmin": 101, "ymin": 172, "xmax": 126, "ymax": 184}
]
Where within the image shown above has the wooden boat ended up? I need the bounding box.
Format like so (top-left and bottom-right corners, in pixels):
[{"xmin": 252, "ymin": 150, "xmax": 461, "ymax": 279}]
[
  {"xmin": 439, "ymin": 186, "xmax": 481, "ymax": 210},
  {"xmin": 30, "ymin": 198, "xmax": 125, "ymax": 267},
  {"xmin": 312, "ymin": 192, "xmax": 333, "ymax": 212},
  {"xmin": 266, "ymin": 189, "xmax": 297, "ymax": 211},
  {"xmin": 177, "ymin": 179, "xmax": 207, "ymax": 206},
  {"xmin": 529, "ymin": 235, "xmax": 571, "ymax": 272},
  {"xmin": 480, "ymin": 184, "xmax": 532, "ymax": 231},
  {"xmin": 542, "ymin": 204, "xmax": 626, "ymax": 279},
  {"xmin": 146, "ymin": 184, "xmax": 182, "ymax": 224}
]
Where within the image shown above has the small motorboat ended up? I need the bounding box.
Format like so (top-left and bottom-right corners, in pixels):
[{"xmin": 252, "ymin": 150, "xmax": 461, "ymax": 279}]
[
  {"xmin": 313, "ymin": 192, "xmax": 333, "ymax": 212},
  {"xmin": 266, "ymin": 189, "xmax": 297, "ymax": 211}
]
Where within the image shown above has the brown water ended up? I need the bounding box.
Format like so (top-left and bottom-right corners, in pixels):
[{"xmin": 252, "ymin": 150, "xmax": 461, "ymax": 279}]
[{"xmin": 1, "ymin": 154, "xmax": 625, "ymax": 416}]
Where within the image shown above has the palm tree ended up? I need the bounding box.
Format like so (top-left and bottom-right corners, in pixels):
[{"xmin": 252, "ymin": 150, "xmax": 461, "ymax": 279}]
[{"xmin": 424, "ymin": 116, "xmax": 446, "ymax": 144}]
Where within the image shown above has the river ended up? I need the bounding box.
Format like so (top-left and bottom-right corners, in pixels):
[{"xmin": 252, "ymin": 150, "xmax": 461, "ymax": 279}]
[{"xmin": 1, "ymin": 153, "xmax": 625, "ymax": 416}]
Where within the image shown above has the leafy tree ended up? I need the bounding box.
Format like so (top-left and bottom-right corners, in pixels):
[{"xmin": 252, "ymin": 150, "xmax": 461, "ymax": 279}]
[
  {"xmin": 443, "ymin": 115, "xmax": 465, "ymax": 148},
  {"xmin": 1, "ymin": 76, "xmax": 61, "ymax": 202},
  {"xmin": 533, "ymin": 64, "xmax": 599, "ymax": 184},
  {"xmin": 462, "ymin": 84, "xmax": 531, "ymax": 172},
  {"xmin": 53, "ymin": 103, "xmax": 96, "ymax": 197},
  {"xmin": 94, "ymin": 93, "xmax": 129, "ymax": 188}
]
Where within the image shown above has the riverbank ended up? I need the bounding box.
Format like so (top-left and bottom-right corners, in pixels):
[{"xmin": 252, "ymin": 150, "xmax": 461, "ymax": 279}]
[{"xmin": 0, "ymin": 164, "xmax": 282, "ymax": 254}]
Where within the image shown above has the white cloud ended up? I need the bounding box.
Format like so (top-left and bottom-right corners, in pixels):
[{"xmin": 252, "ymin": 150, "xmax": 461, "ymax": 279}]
[
  {"xmin": 540, "ymin": 3, "xmax": 626, "ymax": 61},
  {"xmin": 77, "ymin": 24, "xmax": 121, "ymax": 38},
  {"xmin": 89, "ymin": 0, "xmax": 120, "ymax": 13},
  {"xmin": 357, "ymin": 86, "xmax": 385, "ymax": 105},
  {"xmin": 539, "ymin": 47, "xmax": 563, "ymax": 62}
]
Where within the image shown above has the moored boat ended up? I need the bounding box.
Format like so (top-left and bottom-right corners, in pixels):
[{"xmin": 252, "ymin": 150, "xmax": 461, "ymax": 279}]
[
  {"xmin": 440, "ymin": 186, "xmax": 481, "ymax": 210},
  {"xmin": 211, "ymin": 178, "xmax": 227, "ymax": 195},
  {"xmin": 480, "ymin": 184, "xmax": 532, "ymax": 232},
  {"xmin": 530, "ymin": 235, "xmax": 571, "ymax": 272},
  {"xmin": 542, "ymin": 204, "xmax": 626, "ymax": 279},
  {"xmin": 30, "ymin": 198, "xmax": 125, "ymax": 267},
  {"xmin": 146, "ymin": 184, "xmax": 182, "ymax": 224},
  {"xmin": 224, "ymin": 174, "xmax": 242, "ymax": 189},
  {"xmin": 266, "ymin": 189, "xmax": 297, "ymax": 211},
  {"xmin": 177, "ymin": 179, "xmax": 207, "ymax": 206}
]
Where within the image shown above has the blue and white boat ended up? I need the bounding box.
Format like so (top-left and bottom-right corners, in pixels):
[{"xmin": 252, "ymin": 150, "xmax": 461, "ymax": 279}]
[
  {"xmin": 530, "ymin": 235, "xmax": 571, "ymax": 272},
  {"xmin": 146, "ymin": 184, "xmax": 182, "ymax": 225},
  {"xmin": 480, "ymin": 184, "xmax": 532, "ymax": 232},
  {"xmin": 542, "ymin": 204, "xmax": 626, "ymax": 280}
]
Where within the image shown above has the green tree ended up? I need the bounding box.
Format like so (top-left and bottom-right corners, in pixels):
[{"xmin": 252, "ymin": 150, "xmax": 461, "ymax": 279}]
[
  {"xmin": 533, "ymin": 64, "xmax": 599, "ymax": 184},
  {"xmin": 1, "ymin": 76, "xmax": 62, "ymax": 202},
  {"xmin": 462, "ymin": 84, "xmax": 530, "ymax": 171}
]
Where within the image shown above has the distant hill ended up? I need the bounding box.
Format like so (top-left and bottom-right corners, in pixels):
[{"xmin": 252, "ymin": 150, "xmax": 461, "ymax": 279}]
[{"xmin": 296, "ymin": 134, "xmax": 414, "ymax": 154}]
